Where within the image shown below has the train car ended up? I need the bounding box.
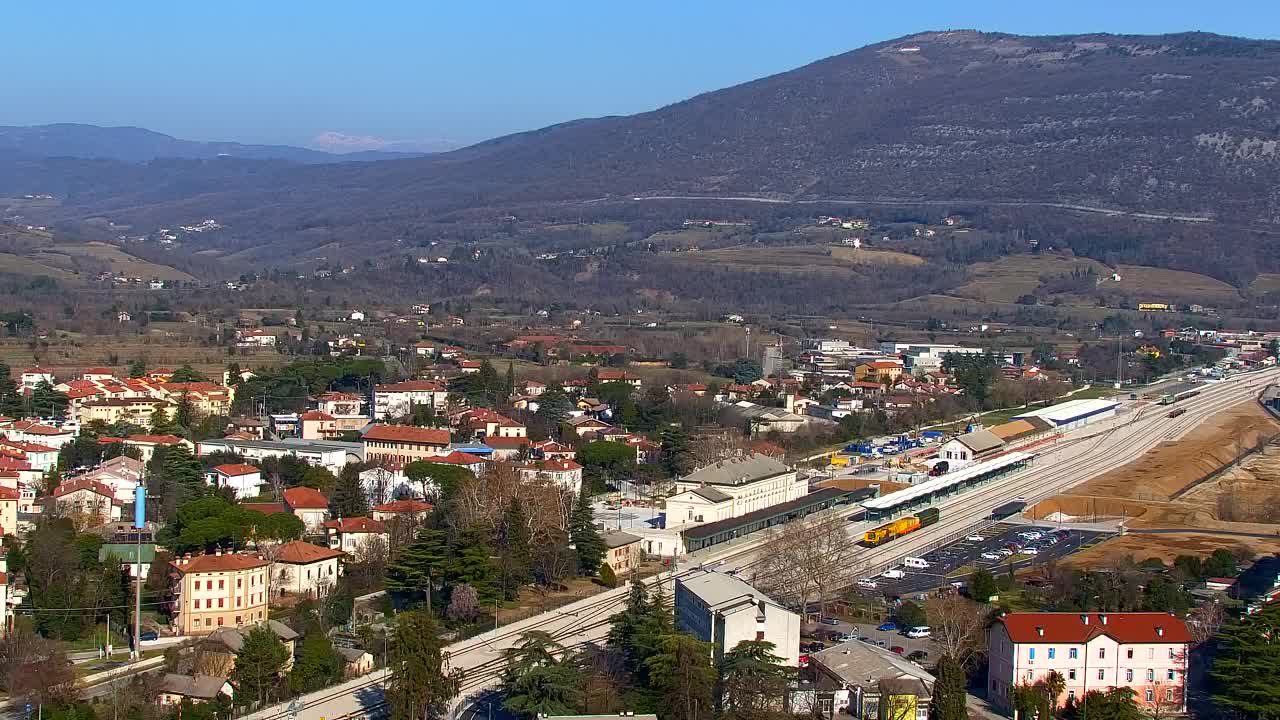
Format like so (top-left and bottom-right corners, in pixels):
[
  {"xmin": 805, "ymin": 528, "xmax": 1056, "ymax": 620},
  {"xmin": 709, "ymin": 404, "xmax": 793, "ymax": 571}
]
[
  {"xmin": 862, "ymin": 516, "xmax": 921, "ymax": 547},
  {"xmin": 1175, "ymin": 389, "xmax": 1200, "ymax": 402},
  {"xmin": 1167, "ymin": 407, "xmax": 1187, "ymax": 418},
  {"xmin": 915, "ymin": 507, "xmax": 941, "ymax": 528},
  {"xmin": 1158, "ymin": 394, "xmax": 1175, "ymax": 405},
  {"xmin": 991, "ymin": 500, "xmax": 1027, "ymax": 520}
]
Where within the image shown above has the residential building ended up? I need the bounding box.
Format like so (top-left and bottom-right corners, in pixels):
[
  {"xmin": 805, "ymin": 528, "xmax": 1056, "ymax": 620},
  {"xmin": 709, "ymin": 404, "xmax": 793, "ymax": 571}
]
[
  {"xmin": 853, "ymin": 361, "xmax": 905, "ymax": 383},
  {"xmin": 0, "ymin": 486, "xmax": 17, "ymax": 536},
  {"xmin": 270, "ymin": 541, "xmax": 343, "ymax": 599},
  {"xmin": 196, "ymin": 437, "xmax": 363, "ymax": 474},
  {"xmin": 987, "ymin": 612, "xmax": 1190, "ymax": 713},
  {"xmin": 158, "ymin": 675, "xmax": 234, "ymax": 706},
  {"xmin": 531, "ymin": 440, "xmax": 575, "ymax": 460},
  {"xmin": 337, "ymin": 647, "xmax": 375, "ymax": 678},
  {"xmin": 19, "ymin": 366, "xmax": 54, "ymax": 393},
  {"xmin": 561, "ymin": 416, "xmax": 611, "ymax": 438},
  {"xmin": 372, "ymin": 499, "xmax": 433, "ymax": 523},
  {"xmin": 98, "ymin": 542, "xmax": 156, "ymax": 578},
  {"xmin": 49, "ymin": 478, "xmax": 121, "ymax": 528},
  {"xmin": 199, "ymin": 620, "xmax": 298, "ymax": 675},
  {"xmin": 314, "ymin": 392, "xmax": 369, "ymax": 432},
  {"xmin": 362, "ymin": 424, "xmax": 451, "ymax": 464},
  {"xmin": 156, "ymin": 382, "xmax": 235, "ymax": 417},
  {"xmin": 80, "ymin": 455, "xmax": 146, "ymax": 502},
  {"xmin": 372, "ymin": 380, "xmax": 448, "ymax": 420},
  {"xmin": 937, "ymin": 429, "xmax": 1005, "ymax": 468},
  {"xmin": 602, "ymin": 531, "xmax": 642, "ymax": 576},
  {"xmin": 324, "ymin": 517, "xmax": 388, "ymax": 555},
  {"xmin": 1, "ymin": 420, "xmax": 74, "ymax": 449},
  {"xmin": 235, "ymin": 328, "xmax": 277, "ymax": 348},
  {"xmin": 666, "ymin": 454, "xmax": 805, "ymax": 526},
  {"xmin": 593, "ymin": 369, "xmax": 643, "ymax": 387},
  {"xmin": 116, "ymin": 434, "xmax": 192, "ymax": 464},
  {"xmin": 79, "ymin": 397, "xmax": 174, "ymax": 427},
  {"xmin": 282, "ymin": 487, "xmax": 330, "ymax": 532},
  {"xmin": 169, "ymin": 550, "xmax": 270, "ymax": 635},
  {"xmin": 0, "ymin": 438, "xmax": 58, "ymax": 473},
  {"xmin": 516, "ymin": 458, "xmax": 584, "ymax": 493},
  {"xmin": 299, "ymin": 410, "xmax": 339, "ymax": 440},
  {"xmin": 794, "ymin": 640, "xmax": 934, "ymax": 720},
  {"xmin": 455, "ymin": 409, "xmax": 527, "ymax": 440},
  {"xmin": 675, "ymin": 569, "xmax": 800, "ymax": 667},
  {"xmin": 209, "ymin": 463, "xmax": 263, "ymax": 500}
]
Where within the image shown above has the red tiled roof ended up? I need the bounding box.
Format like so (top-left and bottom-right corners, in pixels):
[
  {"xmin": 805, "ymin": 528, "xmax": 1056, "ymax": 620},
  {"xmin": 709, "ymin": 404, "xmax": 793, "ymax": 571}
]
[
  {"xmin": 0, "ymin": 439, "xmax": 56, "ymax": 453},
  {"xmin": 242, "ymin": 502, "xmax": 286, "ymax": 515},
  {"xmin": 529, "ymin": 458, "xmax": 582, "ymax": 472},
  {"xmin": 282, "ymin": 486, "xmax": 329, "ymax": 509},
  {"xmin": 273, "ymin": 540, "xmax": 344, "ymax": 564},
  {"xmin": 323, "ymin": 517, "xmax": 386, "ymax": 534},
  {"xmin": 998, "ymin": 612, "xmax": 1191, "ymax": 645},
  {"xmin": 0, "ymin": 457, "xmax": 32, "ymax": 471},
  {"xmin": 82, "ymin": 367, "xmax": 116, "ymax": 375},
  {"xmin": 299, "ymin": 410, "xmax": 335, "ymax": 421},
  {"xmin": 125, "ymin": 434, "xmax": 185, "ymax": 445},
  {"xmin": 213, "ymin": 463, "xmax": 260, "ymax": 477},
  {"xmin": 51, "ymin": 477, "xmax": 116, "ymax": 499},
  {"xmin": 172, "ymin": 552, "xmax": 270, "ymax": 574},
  {"xmin": 0, "ymin": 486, "xmax": 19, "ymax": 501},
  {"xmin": 373, "ymin": 499, "xmax": 433, "ymax": 514},
  {"xmin": 11, "ymin": 422, "xmax": 68, "ymax": 436},
  {"xmin": 363, "ymin": 424, "xmax": 450, "ymax": 445},
  {"xmin": 428, "ymin": 451, "xmax": 487, "ymax": 467},
  {"xmin": 375, "ymin": 380, "xmax": 445, "ymax": 393}
]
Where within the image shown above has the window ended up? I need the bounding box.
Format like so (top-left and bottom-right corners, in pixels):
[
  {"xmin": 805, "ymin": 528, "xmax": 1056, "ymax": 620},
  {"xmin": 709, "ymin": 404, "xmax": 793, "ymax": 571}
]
[
  {"xmin": 235, "ymin": 615, "xmax": 241, "ymax": 625},
  {"xmin": 1098, "ymin": 647, "xmax": 1106, "ymax": 659},
  {"xmin": 1166, "ymin": 689, "xmax": 1174, "ymax": 702},
  {"xmin": 1097, "ymin": 669, "xmax": 1105, "ymax": 681},
  {"xmin": 236, "ymin": 598, "xmax": 241, "ymax": 607},
  {"xmin": 205, "ymin": 618, "xmax": 211, "ymax": 627},
  {"xmin": 1125, "ymin": 669, "xmax": 1134, "ymax": 682},
  {"xmin": 1126, "ymin": 648, "xmax": 1134, "ymax": 659},
  {"xmin": 205, "ymin": 599, "xmax": 212, "ymax": 609},
  {"xmin": 1068, "ymin": 670, "xmax": 1076, "ymax": 681},
  {"xmin": 218, "ymin": 598, "xmax": 224, "ymax": 608},
  {"xmin": 1169, "ymin": 648, "xmax": 1176, "ymax": 659},
  {"xmin": 756, "ymin": 631, "xmax": 765, "ymax": 641},
  {"xmin": 1167, "ymin": 669, "xmax": 1176, "ymax": 681},
  {"xmin": 1147, "ymin": 669, "xmax": 1154, "ymax": 681},
  {"xmin": 1029, "ymin": 648, "xmax": 1036, "ymax": 661},
  {"xmin": 1148, "ymin": 648, "xmax": 1155, "ymax": 659},
  {"xmin": 237, "ymin": 578, "xmax": 242, "ymax": 588},
  {"xmin": 1146, "ymin": 690, "xmax": 1154, "ymax": 703},
  {"xmin": 1069, "ymin": 648, "xmax": 1078, "ymax": 659},
  {"xmin": 1048, "ymin": 648, "xmax": 1056, "ymax": 660},
  {"xmin": 218, "ymin": 579, "xmax": 224, "ymax": 589},
  {"xmin": 1067, "ymin": 691, "xmax": 1076, "ymax": 702},
  {"xmin": 217, "ymin": 617, "xmax": 224, "ymax": 626},
  {"xmin": 1026, "ymin": 670, "xmax": 1033, "ymax": 682}
]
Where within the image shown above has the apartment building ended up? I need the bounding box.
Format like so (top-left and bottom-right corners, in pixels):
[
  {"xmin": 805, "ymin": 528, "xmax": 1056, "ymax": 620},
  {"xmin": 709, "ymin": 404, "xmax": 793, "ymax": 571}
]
[
  {"xmin": 169, "ymin": 551, "xmax": 270, "ymax": 635},
  {"xmin": 372, "ymin": 380, "xmax": 448, "ymax": 420},
  {"xmin": 270, "ymin": 540, "xmax": 343, "ymax": 599},
  {"xmin": 362, "ymin": 424, "xmax": 451, "ymax": 464},
  {"xmin": 675, "ymin": 569, "xmax": 800, "ymax": 667},
  {"xmin": 987, "ymin": 612, "xmax": 1190, "ymax": 713}
]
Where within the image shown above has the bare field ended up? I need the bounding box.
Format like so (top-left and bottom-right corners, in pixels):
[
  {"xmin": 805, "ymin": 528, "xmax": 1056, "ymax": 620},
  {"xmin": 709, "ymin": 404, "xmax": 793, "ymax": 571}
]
[
  {"xmin": 1250, "ymin": 273, "xmax": 1280, "ymax": 293},
  {"xmin": 952, "ymin": 254, "xmax": 1242, "ymax": 306},
  {"xmin": 32, "ymin": 242, "xmax": 195, "ymax": 281},
  {"xmin": 0, "ymin": 336, "xmax": 290, "ymax": 377},
  {"xmin": 954, "ymin": 254, "xmax": 1110, "ymax": 303},
  {"xmin": 829, "ymin": 246, "xmax": 924, "ymax": 266},
  {"xmin": 1115, "ymin": 264, "xmax": 1241, "ymax": 305},
  {"xmin": 0, "ymin": 252, "xmax": 82, "ymax": 280},
  {"xmin": 1064, "ymin": 532, "xmax": 1280, "ymax": 568},
  {"xmin": 665, "ymin": 244, "xmax": 921, "ymax": 274}
]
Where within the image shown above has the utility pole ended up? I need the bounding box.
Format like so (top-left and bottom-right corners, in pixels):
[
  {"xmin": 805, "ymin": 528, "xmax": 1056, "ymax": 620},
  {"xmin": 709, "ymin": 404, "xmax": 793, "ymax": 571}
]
[
  {"xmin": 1114, "ymin": 335, "xmax": 1123, "ymax": 390},
  {"xmin": 132, "ymin": 482, "xmax": 145, "ymax": 661}
]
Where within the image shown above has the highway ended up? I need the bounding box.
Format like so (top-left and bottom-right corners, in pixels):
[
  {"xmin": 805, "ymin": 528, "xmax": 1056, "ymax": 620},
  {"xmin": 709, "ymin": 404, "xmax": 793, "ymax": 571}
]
[{"xmin": 243, "ymin": 368, "xmax": 1280, "ymax": 720}]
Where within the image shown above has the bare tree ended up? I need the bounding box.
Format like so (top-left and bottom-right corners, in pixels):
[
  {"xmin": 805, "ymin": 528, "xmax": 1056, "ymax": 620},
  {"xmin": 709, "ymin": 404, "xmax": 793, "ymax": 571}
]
[
  {"xmin": 1187, "ymin": 601, "xmax": 1225, "ymax": 647},
  {"xmin": 753, "ymin": 513, "xmax": 865, "ymax": 618},
  {"xmin": 924, "ymin": 594, "xmax": 987, "ymax": 663}
]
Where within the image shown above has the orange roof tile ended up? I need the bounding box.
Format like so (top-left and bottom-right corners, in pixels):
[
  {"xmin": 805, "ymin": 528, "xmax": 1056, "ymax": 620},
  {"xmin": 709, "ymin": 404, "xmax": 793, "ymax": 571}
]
[
  {"xmin": 273, "ymin": 541, "xmax": 344, "ymax": 564},
  {"xmin": 282, "ymin": 486, "xmax": 328, "ymax": 509},
  {"xmin": 323, "ymin": 517, "xmax": 386, "ymax": 534},
  {"xmin": 172, "ymin": 552, "xmax": 270, "ymax": 574},
  {"xmin": 363, "ymin": 424, "xmax": 450, "ymax": 445},
  {"xmin": 998, "ymin": 612, "xmax": 1191, "ymax": 645},
  {"xmin": 213, "ymin": 463, "xmax": 260, "ymax": 477}
]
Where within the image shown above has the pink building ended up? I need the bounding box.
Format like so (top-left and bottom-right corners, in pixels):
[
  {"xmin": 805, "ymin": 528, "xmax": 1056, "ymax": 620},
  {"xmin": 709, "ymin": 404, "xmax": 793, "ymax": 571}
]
[{"xmin": 987, "ymin": 612, "xmax": 1189, "ymax": 713}]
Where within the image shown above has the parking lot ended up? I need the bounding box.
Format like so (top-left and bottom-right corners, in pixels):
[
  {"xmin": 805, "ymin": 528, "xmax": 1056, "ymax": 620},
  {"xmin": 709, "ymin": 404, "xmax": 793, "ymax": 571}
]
[
  {"xmin": 801, "ymin": 617, "xmax": 937, "ymax": 662},
  {"xmin": 853, "ymin": 523, "xmax": 1113, "ymax": 596}
]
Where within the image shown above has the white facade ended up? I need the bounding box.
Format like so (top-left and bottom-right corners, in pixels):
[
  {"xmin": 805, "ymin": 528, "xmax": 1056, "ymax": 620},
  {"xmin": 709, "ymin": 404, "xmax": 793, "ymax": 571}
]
[
  {"xmin": 669, "ymin": 454, "xmax": 805, "ymax": 524},
  {"xmin": 675, "ymin": 570, "xmax": 800, "ymax": 667},
  {"xmin": 372, "ymin": 381, "xmax": 448, "ymax": 420},
  {"xmin": 1013, "ymin": 399, "xmax": 1119, "ymax": 432}
]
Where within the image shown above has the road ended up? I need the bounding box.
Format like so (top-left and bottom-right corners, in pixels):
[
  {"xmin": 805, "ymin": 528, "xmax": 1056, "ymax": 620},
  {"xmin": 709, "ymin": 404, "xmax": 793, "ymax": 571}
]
[{"xmin": 244, "ymin": 368, "xmax": 1280, "ymax": 720}]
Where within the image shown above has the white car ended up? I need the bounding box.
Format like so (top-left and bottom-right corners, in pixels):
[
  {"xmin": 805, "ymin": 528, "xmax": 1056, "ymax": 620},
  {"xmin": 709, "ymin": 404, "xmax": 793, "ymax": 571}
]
[
  {"xmin": 966, "ymin": 535, "xmax": 984, "ymax": 542},
  {"xmin": 1018, "ymin": 531, "xmax": 1044, "ymax": 541},
  {"xmin": 981, "ymin": 552, "xmax": 1002, "ymax": 561},
  {"xmin": 997, "ymin": 548, "xmax": 1014, "ymax": 557},
  {"xmin": 881, "ymin": 569, "xmax": 905, "ymax": 579},
  {"xmin": 1022, "ymin": 547, "xmax": 1040, "ymax": 556},
  {"xmin": 905, "ymin": 626, "xmax": 932, "ymax": 639},
  {"xmin": 856, "ymin": 578, "xmax": 878, "ymax": 589}
]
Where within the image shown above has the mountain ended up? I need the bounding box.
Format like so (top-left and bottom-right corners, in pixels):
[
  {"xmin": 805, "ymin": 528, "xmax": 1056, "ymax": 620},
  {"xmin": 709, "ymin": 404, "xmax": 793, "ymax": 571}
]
[
  {"xmin": 0, "ymin": 123, "xmax": 427, "ymax": 164},
  {"xmin": 7, "ymin": 30, "xmax": 1280, "ymax": 251}
]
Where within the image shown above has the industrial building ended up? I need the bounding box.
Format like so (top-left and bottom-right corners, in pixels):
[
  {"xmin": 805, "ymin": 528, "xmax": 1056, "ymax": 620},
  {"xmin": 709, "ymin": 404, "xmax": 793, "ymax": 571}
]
[{"xmin": 1013, "ymin": 398, "xmax": 1119, "ymax": 431}]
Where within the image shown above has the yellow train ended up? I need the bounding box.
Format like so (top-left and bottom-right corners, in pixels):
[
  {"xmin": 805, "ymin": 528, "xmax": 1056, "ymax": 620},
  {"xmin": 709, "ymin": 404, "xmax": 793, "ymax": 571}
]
[{"xmin": 862, "ymin": 516, "xmax": 921, "ymax": 547}]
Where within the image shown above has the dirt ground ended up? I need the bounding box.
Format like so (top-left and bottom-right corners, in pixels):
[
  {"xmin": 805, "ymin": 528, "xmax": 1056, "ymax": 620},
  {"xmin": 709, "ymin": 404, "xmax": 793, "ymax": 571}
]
[{"xmin": 1033, "ymin": 399, "xmax": 1280, "ymax": 562}]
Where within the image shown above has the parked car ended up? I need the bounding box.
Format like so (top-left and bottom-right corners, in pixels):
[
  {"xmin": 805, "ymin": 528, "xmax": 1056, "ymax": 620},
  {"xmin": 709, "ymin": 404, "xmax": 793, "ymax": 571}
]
[
  {"xmin": 809, "ymin": 641, "xmax": 826, "ymax": 652},
  {"xmin": 890, "ymin": 646, "xmax": 906, "ymax": 655},
  {"xmin": 997, "ymin": 548, "xmax": 1014, "ymax": 557},
  {"xmin": 905, "ymin": 626, "xmax": 932, "ymax": 639},
  {"xmin": 1022, "ymin": 547, "xmax": 1040, "ymax": 556},
  {"xmin": 966, "ymin": 534, "xmax": 985, "ymax": 542},
  {"xmin": 876, "ymin": 640, "xmax": 888, "ymax": 648},
  {"xmin": 820, "ymin": 617, "xmax": 840, "ymax": 625},
  {"xmin": 907, "ymin": 650, "xmax": 929, "ymax": 663},
  {"xmin": 856, "ymin": 578, "xmax": 878, "ymax": 589},
  {"xmin": 981, "ymin": 552, "xmax": 1002, "ymax": 561},
  {"xmin": 139, "ymin": 631, "xmax": 159, "ymax": 642},
  {"xmin": 831, "ymin": 632, "xmax": 854, "ymax": 643},
  {"xmin": 799, "ymin": 654, "xmax": 810, "ymax": 668},
  {"xmin": 859, "ymin": 636, "xmax": 873, "ymax": 644},
  {"xmin": 881, "ymin": 569, "xmax": 905, "ymax": 579},
  {"xmin": 877, "ymin": 622, "xmax": 898, "ymax": 632}
]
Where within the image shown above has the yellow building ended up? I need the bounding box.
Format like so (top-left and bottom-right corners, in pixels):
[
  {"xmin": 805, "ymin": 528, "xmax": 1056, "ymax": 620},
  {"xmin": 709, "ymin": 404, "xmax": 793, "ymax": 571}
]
[
  {"xmin": 170, "ymin": 551, "xmax": 270, "ymax": 635},
  {"xmin": 80, "ymin": 397, "xmax": 175, "ymax": 427}
]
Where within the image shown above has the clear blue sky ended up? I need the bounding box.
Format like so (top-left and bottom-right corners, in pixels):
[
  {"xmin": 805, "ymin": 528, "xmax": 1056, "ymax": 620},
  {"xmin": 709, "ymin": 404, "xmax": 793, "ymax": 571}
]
[{"xmin": 2, "ymin": 1, "xmax": 1275, "ymax": 151}]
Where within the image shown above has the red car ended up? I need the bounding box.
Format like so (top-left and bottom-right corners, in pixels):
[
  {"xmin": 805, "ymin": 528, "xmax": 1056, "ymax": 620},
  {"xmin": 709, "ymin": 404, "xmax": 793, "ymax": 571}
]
[
  {"xmin": 798, "ymin": 654, "xmax": 810, "ymax": 668},
  {"xmin": 890, "ymin": 646, "xmax": 906, "ymax": 655}
]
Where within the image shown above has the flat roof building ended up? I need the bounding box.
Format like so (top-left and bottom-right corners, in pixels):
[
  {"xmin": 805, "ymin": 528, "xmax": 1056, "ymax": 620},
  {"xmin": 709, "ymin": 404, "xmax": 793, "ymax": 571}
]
[
  {"xmin": 1014, "ymin": 399, "xmax": 1119, "ymax": 431},
  {"xmin": 675, "ymin": 569, "xmax": 800, "ymax": 668}
]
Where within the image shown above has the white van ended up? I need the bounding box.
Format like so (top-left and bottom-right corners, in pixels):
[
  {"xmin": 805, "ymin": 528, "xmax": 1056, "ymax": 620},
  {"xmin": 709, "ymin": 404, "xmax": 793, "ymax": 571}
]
[
  {"xmin": 903, "ymin": 557, "xmax": 930, "ymax": 570},
  {"xmin": 905, "ymin": 626, "xmax": 931, "ymax": 639},
  {"xmin": 881, "ymin": 569, "xmax": 905, "ymax": 579}
]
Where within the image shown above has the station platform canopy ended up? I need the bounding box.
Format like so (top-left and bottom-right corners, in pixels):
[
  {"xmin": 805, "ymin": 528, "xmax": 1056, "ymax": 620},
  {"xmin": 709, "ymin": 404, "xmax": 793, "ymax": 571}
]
[{"xmin": 860, "ymin": 451, "xmax": 1032, "ymax": 512}]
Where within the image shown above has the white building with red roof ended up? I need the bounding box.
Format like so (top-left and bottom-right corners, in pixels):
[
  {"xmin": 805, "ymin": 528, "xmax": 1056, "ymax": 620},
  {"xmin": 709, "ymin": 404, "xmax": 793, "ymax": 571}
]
[
  {"xmin": 988, "ymin": 612, "xmax": 1190, "ymax": 713},
  {"xmin": 49, "ymin": 478, "xmax": 121, "ymax": 528},
  {"xmin": 209, "ymin": 464, "xmax": 263, "ymax": 500},
  {"xmin": 269, "ymin": 541, "xmax": 343, "ymax": 599},
  {"xmin": 362, "ymin": 424, "xmax": 451, "ymax": 464},
  {"xmin": 1, "ymin": 420, "xmax": 74, "ymax": 449},
  {"xmin": 531, "ymin": 440, "xmax": 575, "ymax": 460},
  {"xmin": 372, "ymin": 380, "xmax": 448, "ymax": 419},
  {"xmin": 372, "ymin": 499, "xmax": 433, "ymax": 523},
  {"xmin": 282, "ymin": 487, "xmax": 330, "ymax": 532},
  {"xmin": 299, "ymin": 410, "xmax": 339, "ymax": 440},
  {"xmin": 517, "ymin": 458, "xmax": 584, "ymax": 494},
  {"xmin": 115, "ymin": 434, "xmax": 192, "ymax": 463},
  {"xmin": 324, "ymin": 517, "xmax": 388, "ymax": 554},
  {"xmin": 19, "ymin": 366, "xmax": 54, "ymax": 393},
  {"xmin": 0, "ymin": 438, "xmax": 58, "ymax": 473}
]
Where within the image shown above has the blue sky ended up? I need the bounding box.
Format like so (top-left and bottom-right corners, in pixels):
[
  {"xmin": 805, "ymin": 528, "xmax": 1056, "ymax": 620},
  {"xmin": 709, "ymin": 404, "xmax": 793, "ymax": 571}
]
[{"xmin": 2, "ymin": 1, "xmax": 1275, "ymax": 151}]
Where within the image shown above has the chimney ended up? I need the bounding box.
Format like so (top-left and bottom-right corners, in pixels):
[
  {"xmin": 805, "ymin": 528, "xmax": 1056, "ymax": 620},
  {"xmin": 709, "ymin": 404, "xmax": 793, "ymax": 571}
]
[
  {"xmin": 1081, "ymin": 614, "xmax": 1089, "ymax": 625},
  {"xmin": 1100, "ymin": 613, "xmax": 1108, "ymax": 625},
  {"xmin": 215, "ymin": 547, "xmax": 223, "ymax": 556},
  {"xmin": 1036, "ymin": 626, "xmax": 1044, "ymax": 637},
  {"xmin": 1156, "ymin": 626, "xmax": 1164, "ymax": 637}
]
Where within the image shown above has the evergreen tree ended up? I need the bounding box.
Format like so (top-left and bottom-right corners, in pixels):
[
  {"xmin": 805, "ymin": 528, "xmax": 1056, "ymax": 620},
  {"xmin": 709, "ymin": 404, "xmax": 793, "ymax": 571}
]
[
  {"xmin": 169, "ymin": 364, "xmax": 207, "ymax": 383},
  {"xmin": 501, "ymin": 632, "xmax": 582, "ymax": 719},
  {"xmin": 719, "ymin": 640, "xmax": 794, "ymax": 720},
  {"xmin": 385, "ymin": 528, "xmax": 450, "ymax": 612},
  {"xmin": 660, "ymin": 423, "xmax": 695, "ymax": 476},
  {"xmin": 505, "ymin": 362, "xmax": 516, "ymax": 401},
  {"xmin": 160, "ymin": 444, "xmax": 206, "ymax": 504},
  {"xmin": 149, "ymin": 405, "xmax": 175, "ymax": 435},
  {"xmin": 496, "ymin": 500, "xmax": 532, "ymax": 599},
  {"xmin": 126, "ymin": 359, "xmax": 146, "ymax": 378},
  {"xmin": 646, "ymin": 633, "xmax": 716, "ymax": 720},
  {"xmin": 445, "ymin": 527, "xmax": 500, "ymax": 604},
  {"xmin": 929, "ymin": 655, "xmax": 968, "ymax": 720},
  {"xmin": 477, "ymin": 360, "xmax": 500, "ymax": 405},
  {"xmin": 387, "ymin": 610, "xmax": 462, "ymax": 720},
  {"xmin": 174, "ymin": 389, "xmax": 197, "ymax": 430},
  {"xmin": 330, "ymin": 463, "xmax": 369, "ymax": 518},
  {"xmin": 30, "ymin": 380, "xmax": 69, "ymax": 419},
  {"xmin": 535, "ymin": 385, "xmax": 573, "ymax": 425},
  {"xmin": 230, "ymin": 626, "xmax": 290, "ymax": 707},
  {"xmin": 1213, "ymin": 602, "xmax": 1280, "ymax": 717},
  {"xmin": 569, "ymin": 486, "xmax": 605, "ymax": 576},
  {"xmin": 0, "ymin": 363, "xmax": 22, "ymax": 418},
  {"xmin": 289, "ymin": 632, "xmax": 344, "ymax": 693}
]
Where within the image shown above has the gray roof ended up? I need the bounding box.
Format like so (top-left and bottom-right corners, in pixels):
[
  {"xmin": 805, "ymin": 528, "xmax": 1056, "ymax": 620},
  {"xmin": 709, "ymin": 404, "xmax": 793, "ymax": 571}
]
[
  {"xmin": 206, "ymin": 620, "xmax": 298, "ymax": 652},
  {"xmin": 201, "ymin": 437, "xmax": 362, "ymax": 456},
  {"xmin": 688, "ymin": 486, "xmax": 733, "ymax": 503},
  {"xmin": 680, "ymin": 453, "xmax": 792, "ymax": 487},
  {"xmin": 729, "ymin": 401, "xmax": 805, "ymax": 423},
  {"xmin": 811, "ymin": 640, "xmax": 935, "ymax": 689},
  {"xmin": 336, "ymin": 646, "xmax": 371, "ymax": 663},
  {"xmin": 602, "ymin": 531, "xmax": 642, "ymax": 549},
  {"xmin": 161, "ymin": 673, "xmax": 229, "ymax": 700},
  {"xmin": 954, "ymin": 428, "xmax": 1005, "ymax": 454},
  {"xmin": 678, "ymin": 569, "xmax": 785, "ymax": 613}
]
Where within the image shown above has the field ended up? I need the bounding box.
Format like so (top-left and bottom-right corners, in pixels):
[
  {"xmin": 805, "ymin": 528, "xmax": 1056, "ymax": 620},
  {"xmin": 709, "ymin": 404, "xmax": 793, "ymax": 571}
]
[
  {"xmin": 0, "ymin": 334, "xmax": 290, "ymax": 378},
  {"xmin": 1115, "ymin": 264, "xmax": 1241, "ymax": 305},
  {"xmin": 1033, "ymin": 399, "xmax": 1280, "ymax": 562},
  {"xmin": 0, "ymin": 252, "xmax": 81, "ymax": 280},
  {"xmin": 665, "ymin": 244, "xmax": 922, "ymax": 274},
  {"xmin": 953, "ymin": 254, "xmax": 1110, "ymax": 303},
  {"xmin": 1250, "ymin": 273, "xmax": 1280, "ymax": 293},
  {"xmin": 31, "ymin": 242, "xmax": 195, "ymax": 281}
]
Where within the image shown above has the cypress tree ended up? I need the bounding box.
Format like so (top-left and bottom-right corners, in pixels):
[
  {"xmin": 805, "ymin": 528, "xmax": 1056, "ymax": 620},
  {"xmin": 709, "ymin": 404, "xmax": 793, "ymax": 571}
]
[
  {"xmin": 569, "ymin": 486, "xmax": 604, "ymax": 576},
  {"xmin": 929, "ymin": 655, "xmax": 968, "ymax": 720}
]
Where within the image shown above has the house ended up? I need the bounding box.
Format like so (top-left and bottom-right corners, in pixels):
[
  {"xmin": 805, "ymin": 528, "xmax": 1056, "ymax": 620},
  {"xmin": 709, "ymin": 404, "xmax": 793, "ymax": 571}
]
[
  {"xmin": 794, "ymin": 639, "xmax": 935, "ymax": 720},
  {"xmin": 299, "ymin": 410, "xmax": 339, "ymax": 440},
  {"xmin": 337, "ymin": 646, "xmax": 375, "ymax": 678},
  {"xmin": 2, "ymin": 420, "xmax": 74, "ymax": 449},
  {"xmin": 118, "ymin": 434, "xmax": 192, "ymax": 463},
  {"xmin": 324, "ymin": 517, "xmax": 389, "ymax": 555},
  {"xmin": 313, "ymin": 392, "xmax": 369, "ymax": 433},
  {"xmin": 415, "ymin": 451, "xmax": 488, "ymax": 478},
  {"xmin": 235, "ymin": 328, "xmax": 277, "ymax": 348},
  {"xmin": 0, "ymin": 486, "xmax": 17, "ymax": 535},
  {"xmin": 372, "ymin": 499, "xmax": 433, "ymax": 523},
  {"xmin": 98, "ymin": 542, "xmax": 156, "ymax": 578},
  {"xmin": 482, "ymin": 436, "xmax": 530, "ymax": 461},
  {"xmin": 282, "ymin": 487, "xmax": 330, "ymax": 532},
  {"xmin": 853, "ymin": 361, "xmax": 904, "ymax": 383},
  {"xmin": 199, "ymin": 620, "xmax": 299, "ymax": 675},
  {"xmin": 675, "ymin": 569, "xmax": 800, "ymax": 667},
  {"xmin": 226, "ymin": 417, "xmax": 266, "ymax": 439},
  {"xmin": 19, "ymin": 366, "xmax": 55, "ymax": 393},
  {"xmin": 937, "ymin": 429, "xmax": 1005, "ymax": 468},
  {"xmin": 666, "ymin": 454, "xmax": 805, "ymax": 526},
  {"xmin": 49, "ymin": 478, "xmax": 121, "ymax": 528},
  {"xmin": 0, "ymin": 438, "xmax": 58, "ymax": 474},
  {"xmin": 593, "ymin": 369, "xmax": 643, "ymax": 387},
  {"xmin": 209, "ymin": 464, "xmax": 263, "ymax": 500},
  {"xmin": 169, "ymin": 550, "xmax": 270, "ymax": 635},
  {"xmin": 372, "ymin": 380, "xmax": 448, "ymax": 419},
  {"xmin": 457, "ymin": 360, "xmax": 482, "ymax": 374},
  {"xmin": 157, "ymin": 674, "xmax": 234, "ymax": 706},
  {"xmin": 516, "ymin": 458, "xmax": 584, "ymax": 493},
  {"xmin": 455, "ymin": 409, "xmax": 527, "ymax": 440},
  {"xmin": 602, "ymin": 531, "xmax": 642, "ymax": 576},
  {"xmin": 362, "ymin": 424, "xmax": 451, "ymax": 464},
  {"xmin": 79, "ymin": 455, "xmax": 146, "ymax": 501},
  {"xmin": 531, "ymin": 440, "xmax": 575, "ymax": 460},
  {"xmin": 561, "ymin": 416, "xmax": 611, "ymax": 439},
  {"xmin": 196, "ymin": 437, "xmax": 362, "ymax": 474},
  {"xmin": 270, "ymin": 541, "xmax": 343, "ymax": 599},
  {"xmin": 987, "ymin": 612, "xmax": 1190, "ymax": 713}
]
